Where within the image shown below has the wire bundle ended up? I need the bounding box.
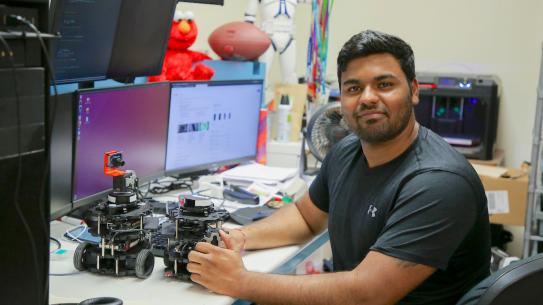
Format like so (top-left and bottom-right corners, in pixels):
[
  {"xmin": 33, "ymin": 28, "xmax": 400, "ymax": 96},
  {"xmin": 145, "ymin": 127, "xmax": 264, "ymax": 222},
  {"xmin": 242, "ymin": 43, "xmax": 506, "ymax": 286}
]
[{"xmin": 306, "ymin": 0, "xmax": 334, "ymax": 105}]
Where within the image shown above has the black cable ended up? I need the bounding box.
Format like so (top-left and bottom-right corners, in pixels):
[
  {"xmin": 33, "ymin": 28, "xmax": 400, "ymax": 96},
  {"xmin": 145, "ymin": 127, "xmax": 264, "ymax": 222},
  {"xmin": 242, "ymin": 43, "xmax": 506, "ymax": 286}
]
[
  {"xmin": 8, "ymin": 15, "xmax": 61, "ymax": 305},
  {"xmin": 9, "ymin": 13, "xmax": 59, "ymax": 234},
  {"xmin": 134, "ymin": 177, "xmax": 144, "ymax": 200},
  {"xmin": 49, "ymin": 272, "xmax": 80, "ymax": 276},
  {"xmin": 50, "ymin": 236, "xmax": 61, "ymax": 253},
  {"xmin": 172, "ymin": 177, "xmax": 195, "ymax": 193},
  {"xmin": 0, "ymin": 34, "xmax": 42, "ymax": 305},
  {"xmin": 181, "ymin": 182, "xmax": 193, "ymax": 194},
  {"xmin": 148, "ymin": 178, "xmax": 194, "ymax": 195},
  {"xmin": 143, "ymin": 179, "xmax": 157, "ymax": 198},
  {"xmin": 148, "ymin": 181, "xmax": 172, "ymax": 194}
]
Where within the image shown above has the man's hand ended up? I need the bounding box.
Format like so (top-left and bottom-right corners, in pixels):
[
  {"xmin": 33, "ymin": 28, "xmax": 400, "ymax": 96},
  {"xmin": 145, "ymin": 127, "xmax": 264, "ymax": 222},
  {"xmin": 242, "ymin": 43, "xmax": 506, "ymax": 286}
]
[
  {"xmin": 187, "ymin": 231, "xmax": 248, "ymax": 296},
  {"xmin": 221, "ymin": 229, "xmax": 246, "ymax": 252}
]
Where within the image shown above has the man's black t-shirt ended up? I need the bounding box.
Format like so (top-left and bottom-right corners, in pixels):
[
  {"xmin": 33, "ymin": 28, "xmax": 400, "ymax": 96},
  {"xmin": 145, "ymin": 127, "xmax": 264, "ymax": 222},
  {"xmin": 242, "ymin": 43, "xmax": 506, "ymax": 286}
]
[{"xmin": 309, "ymin": 126, "xmax": 490, "ymax": 305}]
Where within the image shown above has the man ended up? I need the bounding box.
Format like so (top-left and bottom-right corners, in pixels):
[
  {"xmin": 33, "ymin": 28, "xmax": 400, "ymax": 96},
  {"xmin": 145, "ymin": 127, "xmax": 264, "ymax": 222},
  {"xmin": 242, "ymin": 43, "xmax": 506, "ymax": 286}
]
[{"xmin": 187, "ymin": 30, "xmax": 490, "ymax": 305}]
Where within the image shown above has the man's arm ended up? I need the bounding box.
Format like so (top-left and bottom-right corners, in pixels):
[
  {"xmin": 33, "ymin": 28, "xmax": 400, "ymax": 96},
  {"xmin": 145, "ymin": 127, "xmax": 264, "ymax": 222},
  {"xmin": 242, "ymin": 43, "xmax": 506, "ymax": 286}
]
[
  {"xmin": 188, "ymin": 246, "xmax": 435, "ymax": 305},
  {"xmin": 235, "ymin": 192, "xmax": 328, "ymax": 250}
]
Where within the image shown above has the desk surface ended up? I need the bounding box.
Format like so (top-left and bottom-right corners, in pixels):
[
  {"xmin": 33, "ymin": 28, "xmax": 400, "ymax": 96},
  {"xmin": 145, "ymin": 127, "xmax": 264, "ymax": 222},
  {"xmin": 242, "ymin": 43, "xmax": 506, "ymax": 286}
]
[{"xmin": 49, "ymin": 221, "xmax": 301, "ymax": 305}]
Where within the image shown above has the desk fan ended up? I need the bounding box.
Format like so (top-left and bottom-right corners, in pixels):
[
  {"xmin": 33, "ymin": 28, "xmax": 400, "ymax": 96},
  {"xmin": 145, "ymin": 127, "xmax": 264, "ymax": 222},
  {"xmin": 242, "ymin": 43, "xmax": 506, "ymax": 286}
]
[{"xmin": 300, "ymin": 102, "xmax": 351, "ymax": 175}]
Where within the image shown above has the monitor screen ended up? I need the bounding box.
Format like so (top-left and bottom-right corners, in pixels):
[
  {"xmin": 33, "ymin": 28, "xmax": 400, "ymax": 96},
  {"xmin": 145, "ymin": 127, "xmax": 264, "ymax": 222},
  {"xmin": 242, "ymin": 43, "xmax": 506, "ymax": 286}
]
[
  {"xmin": 50, "ymin": 0, "xmax": 176, "ymax": 84},
  {"xmin": 166, "ymin": 80, "xmax": 263, "ymax": 176},
  {"xmin": 50, "ymin": 0, "xmax": 121, "ymax": 83},
  {"xmin": 72, "ymin": 83, "xmax": 170, "ymax": 204}
]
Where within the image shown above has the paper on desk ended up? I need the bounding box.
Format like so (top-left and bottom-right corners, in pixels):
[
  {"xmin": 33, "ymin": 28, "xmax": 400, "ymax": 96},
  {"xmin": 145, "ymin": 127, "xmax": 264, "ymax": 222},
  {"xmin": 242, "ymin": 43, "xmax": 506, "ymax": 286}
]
[{"xmin": 221, "ymin": 163, "xmax": 298, "ymax": 184}]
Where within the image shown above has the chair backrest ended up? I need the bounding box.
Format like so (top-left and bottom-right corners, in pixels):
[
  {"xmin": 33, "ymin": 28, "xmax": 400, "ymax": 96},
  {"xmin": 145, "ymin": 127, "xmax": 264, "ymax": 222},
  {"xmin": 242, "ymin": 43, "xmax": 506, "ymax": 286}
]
[{"xmin": 456, "ymin": 253, "xmax": 543, "ymax": 305}]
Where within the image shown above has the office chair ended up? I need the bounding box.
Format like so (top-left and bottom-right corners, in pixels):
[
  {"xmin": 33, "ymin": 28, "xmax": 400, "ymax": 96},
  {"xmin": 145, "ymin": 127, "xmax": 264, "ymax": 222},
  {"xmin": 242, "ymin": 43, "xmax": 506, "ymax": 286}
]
[{"xmin": 456, "ymin": 253, "xmax": 543, "ymax": 305}]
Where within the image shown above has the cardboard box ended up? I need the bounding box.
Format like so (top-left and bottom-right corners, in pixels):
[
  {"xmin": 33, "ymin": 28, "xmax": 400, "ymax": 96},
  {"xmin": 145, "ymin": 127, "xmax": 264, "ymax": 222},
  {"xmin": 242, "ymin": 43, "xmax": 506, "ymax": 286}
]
[
  {"xmin": 468, "ymin": 149, "xmax": 505, "ymax": 167},
  {"xmin": 473, "ymin": 164, "xmax": 529, "ymax": 226}
]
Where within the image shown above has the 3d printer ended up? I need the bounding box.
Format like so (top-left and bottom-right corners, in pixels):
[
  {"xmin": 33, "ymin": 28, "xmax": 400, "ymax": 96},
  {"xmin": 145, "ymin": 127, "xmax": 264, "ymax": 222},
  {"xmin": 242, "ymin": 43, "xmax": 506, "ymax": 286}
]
[
  {"xmin": 73, "ymin": 150, "xmax": 155, "ymax": 278},
  {"xmin": 163, "ymin": 194, "xmax": 229, "ymax": 280},
  {"xmin": 415, "ymin": 72, "xmax": 500, "ymax": 160}
]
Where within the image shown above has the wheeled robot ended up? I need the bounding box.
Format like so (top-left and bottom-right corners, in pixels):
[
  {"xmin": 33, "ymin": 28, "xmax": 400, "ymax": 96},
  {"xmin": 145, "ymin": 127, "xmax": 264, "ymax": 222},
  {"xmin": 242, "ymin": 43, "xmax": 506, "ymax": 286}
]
[
  {"xmin": 163, "ymin": 194, "xmax": 229, "ymax": 280},
  {"xmin": 73, "ymin": 151, "xmax": 155, "ymax": 279}
]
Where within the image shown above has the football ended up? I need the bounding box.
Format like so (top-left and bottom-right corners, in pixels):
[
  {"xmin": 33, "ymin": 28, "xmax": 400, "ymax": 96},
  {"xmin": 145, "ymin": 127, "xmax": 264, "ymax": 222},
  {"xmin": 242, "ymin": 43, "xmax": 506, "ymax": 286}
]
[{"xmin": 208, "ymin": 21, "xmax": 271, "ymax": 61}]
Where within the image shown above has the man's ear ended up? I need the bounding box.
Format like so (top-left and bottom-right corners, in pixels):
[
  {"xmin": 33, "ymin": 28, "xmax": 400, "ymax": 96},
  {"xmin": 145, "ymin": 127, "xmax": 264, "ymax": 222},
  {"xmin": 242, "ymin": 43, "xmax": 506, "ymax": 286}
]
[{"xmin": 411, "ymin": 79, "xmax": 420, "ymax": 106}]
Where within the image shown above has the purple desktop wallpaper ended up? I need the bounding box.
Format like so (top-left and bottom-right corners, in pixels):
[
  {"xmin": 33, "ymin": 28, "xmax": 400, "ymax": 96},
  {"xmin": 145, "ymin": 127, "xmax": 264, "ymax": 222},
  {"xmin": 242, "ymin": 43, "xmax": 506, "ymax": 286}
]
[{"xmin": 73, "ymin": 83, "xmax": 170, "ymax": 201}]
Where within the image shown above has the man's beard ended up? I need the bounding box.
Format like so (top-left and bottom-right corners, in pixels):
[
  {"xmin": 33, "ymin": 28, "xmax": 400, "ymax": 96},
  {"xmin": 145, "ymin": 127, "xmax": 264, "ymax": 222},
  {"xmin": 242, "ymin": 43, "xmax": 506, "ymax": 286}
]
[{"xmin": 345, "ymin": 95, "xmax": 413, "ymax": 144}]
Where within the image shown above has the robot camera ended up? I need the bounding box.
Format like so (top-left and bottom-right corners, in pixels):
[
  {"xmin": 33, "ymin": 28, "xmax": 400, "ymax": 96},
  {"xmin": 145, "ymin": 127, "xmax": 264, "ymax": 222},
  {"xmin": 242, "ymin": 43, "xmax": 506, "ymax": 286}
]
[{"xmin": 108, "ymin": 152, "xmax": 125, "ymax": 168}]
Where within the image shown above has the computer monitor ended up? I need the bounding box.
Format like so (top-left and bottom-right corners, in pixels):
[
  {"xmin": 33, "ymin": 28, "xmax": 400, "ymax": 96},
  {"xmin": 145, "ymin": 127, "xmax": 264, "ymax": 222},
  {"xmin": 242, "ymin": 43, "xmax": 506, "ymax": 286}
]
[
  {"xmin": 50, "ymin": 0, "xmax": 121, "ymax": 83},
  {"xmin": 72, "ymin": 83, "xmax": 170, "ymax": 207},
  {"xmin": 106, "ymin": 0, "xmax": 177, "ymax": 79},
  {"xmin": 165, "ymin": 80, "xmax": 263, "ymax": 176},
  {"xmin": 50, "ymin": 0, "xmax": 176, "ymax": 84}
]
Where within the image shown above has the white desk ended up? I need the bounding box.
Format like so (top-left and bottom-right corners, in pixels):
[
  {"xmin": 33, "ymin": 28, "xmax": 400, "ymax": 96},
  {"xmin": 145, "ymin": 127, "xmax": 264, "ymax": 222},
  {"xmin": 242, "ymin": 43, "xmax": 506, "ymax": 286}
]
[{"xmin": 49, "ymin": 220, "xmax": 301, "ymax": 305}]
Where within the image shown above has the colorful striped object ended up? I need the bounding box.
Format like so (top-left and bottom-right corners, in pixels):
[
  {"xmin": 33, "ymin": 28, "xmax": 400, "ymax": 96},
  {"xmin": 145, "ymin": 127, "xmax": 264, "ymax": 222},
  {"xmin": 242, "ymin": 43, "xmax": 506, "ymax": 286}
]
[
  {"xmin": 306, "ymin": 0, "xmax": 334, "ymax": 105},
  {"xmin": 256, "ymin": 109, "xmax": 268, "ymax": 164}
]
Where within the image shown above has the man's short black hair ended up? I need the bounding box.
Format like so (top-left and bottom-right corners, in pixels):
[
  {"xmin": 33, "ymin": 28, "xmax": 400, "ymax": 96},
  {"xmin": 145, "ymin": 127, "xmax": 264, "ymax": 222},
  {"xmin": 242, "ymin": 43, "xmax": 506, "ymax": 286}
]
[{"xmin": 337, "ymin": 30, "xmax": 416, "ymax": 86}]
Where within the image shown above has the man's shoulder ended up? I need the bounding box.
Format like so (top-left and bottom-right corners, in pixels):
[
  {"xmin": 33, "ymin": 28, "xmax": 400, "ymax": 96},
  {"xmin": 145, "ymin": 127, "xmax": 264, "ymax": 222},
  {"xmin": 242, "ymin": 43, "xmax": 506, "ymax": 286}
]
[
  {"xmin": 412, "ymin": 127, "xmax": 477, "ymax": 173},
  {"xmin": 399, "ymin": 127, "xmax": 485, "ymax": 196},
  {"xmin": 327, "ymin": 133, "xmax": 361, "ymax": 160}
]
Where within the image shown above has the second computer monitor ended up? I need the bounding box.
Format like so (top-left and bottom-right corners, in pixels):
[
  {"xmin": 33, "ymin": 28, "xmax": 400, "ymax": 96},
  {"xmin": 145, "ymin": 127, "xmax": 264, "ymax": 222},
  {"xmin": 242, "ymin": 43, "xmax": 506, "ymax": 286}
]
[
  {"xmin": 73, "ymin": 83, "xmax": 170, "ymax": 205},
  {"xmin": 166, "ymin": 80, "xmax": 263, "ymax": 176}
]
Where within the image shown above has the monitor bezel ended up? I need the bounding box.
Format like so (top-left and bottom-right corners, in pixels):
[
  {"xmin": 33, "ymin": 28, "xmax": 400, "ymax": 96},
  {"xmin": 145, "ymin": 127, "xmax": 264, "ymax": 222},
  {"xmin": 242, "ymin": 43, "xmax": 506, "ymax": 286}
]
[
  {"xmin": 71, "ymin": 82, "xmax": 171, "ymax": 209},
  {"xmin": 50, "ymin": 91, "xmax": 77, "ymax": 218},
  {"xmin": 165, "ymin": 79, "xmax": 264, "ymax": 178}
]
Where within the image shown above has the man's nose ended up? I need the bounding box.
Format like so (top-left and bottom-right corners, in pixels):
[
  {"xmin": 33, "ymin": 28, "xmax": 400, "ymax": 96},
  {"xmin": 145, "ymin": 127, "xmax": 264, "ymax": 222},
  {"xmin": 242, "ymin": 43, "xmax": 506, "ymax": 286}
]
[{"xmin": 358, "ymin": 86, "xmax": 379, "ymax": 106}]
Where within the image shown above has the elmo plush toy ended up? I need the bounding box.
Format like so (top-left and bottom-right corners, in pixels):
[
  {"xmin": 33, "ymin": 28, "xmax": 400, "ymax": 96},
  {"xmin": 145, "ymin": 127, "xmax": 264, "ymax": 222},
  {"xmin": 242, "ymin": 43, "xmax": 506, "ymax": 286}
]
[{"xmin": 149, "ymin": 11, "xmax": 214, "ymax": 82}]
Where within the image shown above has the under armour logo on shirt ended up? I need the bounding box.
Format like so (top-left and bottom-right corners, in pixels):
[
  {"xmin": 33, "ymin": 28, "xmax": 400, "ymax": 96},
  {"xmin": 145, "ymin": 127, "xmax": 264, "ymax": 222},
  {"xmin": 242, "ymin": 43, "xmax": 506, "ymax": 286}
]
[{"xmin": 367, "ymin": 205, "xmax": 377, "ymax": 218}]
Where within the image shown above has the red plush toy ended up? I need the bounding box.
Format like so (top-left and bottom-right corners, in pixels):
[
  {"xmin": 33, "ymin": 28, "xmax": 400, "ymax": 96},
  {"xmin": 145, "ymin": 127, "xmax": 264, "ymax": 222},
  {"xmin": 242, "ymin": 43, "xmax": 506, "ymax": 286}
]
[{"xmin": 149, "ymin": 11, "xmax": 214, "ymax": 82}]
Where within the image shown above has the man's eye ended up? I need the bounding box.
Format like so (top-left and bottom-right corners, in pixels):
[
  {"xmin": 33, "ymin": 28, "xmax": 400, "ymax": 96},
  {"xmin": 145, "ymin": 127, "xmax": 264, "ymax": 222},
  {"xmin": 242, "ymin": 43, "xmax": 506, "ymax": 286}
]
[
  {"xmin": 346, "ymin": 86, "xmax": 360, "ymax": 93},
  {"xmin": 378, "ymin": 82, "xmax": 393, "ymax": 89}
]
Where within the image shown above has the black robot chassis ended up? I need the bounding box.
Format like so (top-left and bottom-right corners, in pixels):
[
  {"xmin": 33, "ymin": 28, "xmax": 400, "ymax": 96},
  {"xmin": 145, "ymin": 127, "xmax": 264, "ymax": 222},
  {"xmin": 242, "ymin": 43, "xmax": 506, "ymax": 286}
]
[
  {"xmin": 73, "ymin": 153, "xmax": 155, "ymax": 279},
  {"xmin": 73, "ymin": 200, "xmax": 155, "ymax": 279},
  {"xmin": 163, "ymin": 194, "xmax": 229, "ymax": 280}
]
